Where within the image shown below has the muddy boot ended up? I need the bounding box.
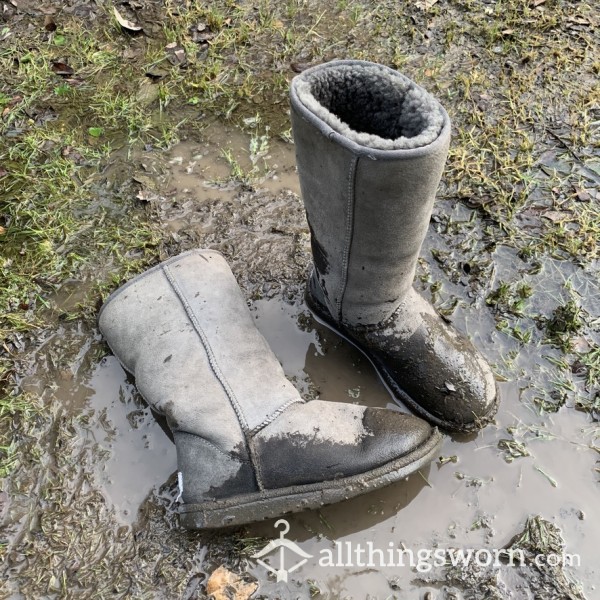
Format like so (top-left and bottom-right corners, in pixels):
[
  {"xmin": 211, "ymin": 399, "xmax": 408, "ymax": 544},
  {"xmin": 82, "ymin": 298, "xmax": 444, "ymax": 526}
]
[
  {"xmin": 98, "ymin": 249, "xmax": 442, "ymax": 529},
  {"xmin": 290, "ymin": 60, "xmax": 498, "ymax": 433}
]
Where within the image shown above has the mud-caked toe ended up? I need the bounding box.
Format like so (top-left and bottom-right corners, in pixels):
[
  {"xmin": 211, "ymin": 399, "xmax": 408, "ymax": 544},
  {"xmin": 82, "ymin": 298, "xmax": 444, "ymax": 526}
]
[
  {"xmin": 253, "ymin": 402, "xmax": 437, "ymax": 489},
  {"xmin": 307, "ymin": 281, "xmax": 498, "ymax": 433},
  {"xmin": 358, "ymin": 297, "xmax": 498, "ymax": 431}
]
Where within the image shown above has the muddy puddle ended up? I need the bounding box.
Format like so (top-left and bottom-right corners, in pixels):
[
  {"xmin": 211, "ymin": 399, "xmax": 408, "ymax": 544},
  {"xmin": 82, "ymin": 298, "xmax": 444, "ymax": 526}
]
[
  {"xmin": 248, "ymin": 300, "xmax": 598, "ymax": 598},
  {"xmin": 6, "ymin": 123, "xmax": 598, "ymax": 599}
]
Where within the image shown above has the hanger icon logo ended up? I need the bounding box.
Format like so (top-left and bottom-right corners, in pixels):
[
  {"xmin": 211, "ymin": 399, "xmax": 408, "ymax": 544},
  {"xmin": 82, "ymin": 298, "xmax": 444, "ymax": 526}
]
[{"xmin": 252, "ymin": 519, "xmax": 313, "ymax": 582}]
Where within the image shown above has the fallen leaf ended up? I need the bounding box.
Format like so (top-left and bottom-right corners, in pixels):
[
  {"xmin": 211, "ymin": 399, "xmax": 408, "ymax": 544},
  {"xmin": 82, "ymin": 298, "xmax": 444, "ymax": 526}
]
[
  {"xmin": 573, "ymin": 186, "xmax": 591, "ymax": 202},
  {"xmin": 166, "ymin": 44, "xmax": 187, "ymax": 66},
  {"xmin": 290, "ymin": 61, "xmax": 311, "ymax": 73},
  {"xmin": 415, "ymin": 0, "xmax": 439, "ymax": 9},
  {"xmin": 132, "ymin": 173, "xmax": 156, "ymax": 189},
  {"xmin": 123, "ymin": 47, "xmax": 141, "ymax": 60},
  {"xmin": 0, "ymin": 226, "xmax": 6, "ymax": 235},
  {"xmin": 542, "ymin": 211, "xmax": 570, "ymax": 222},
  {"xmin": 44, "ymin": 16, "xmax": 57, "ymax": 31},
  {"xmin": 206, "ymin": 566, "xmax": 257, "ymax": 600},
  {"xmin": 136, "ymin": 189, "xmax": 153, "ymax": 202},
  {"xmin": 51, "ymin": 61, "xmax": 74, "ymax": 76},
  {"xmin": 571, "ymin": 336, "xmax": 590, "ymax": 353},
  {"xmin": 113, "ymin": 6, "xmax": 142, "ymax": 32},
  {"xmin": 88, "ymin": 127, "xmax": 104, "ymax": 137},
  {"xmin": 136, "ymin": 79, "xmax": 160, "ymax": 105},
  {"xmin": 567, "ymin": 15, "xmax": 591, "ymax": 26},
  {"xmin": 197, "ymin": 33, "xmax": 215, "ymax": 44}
]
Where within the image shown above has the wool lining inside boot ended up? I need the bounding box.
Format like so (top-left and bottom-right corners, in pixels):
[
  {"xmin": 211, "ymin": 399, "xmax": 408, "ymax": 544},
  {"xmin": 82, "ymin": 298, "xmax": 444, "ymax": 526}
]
[{"xmin": 294, "ymin": 63, "xmax": 444, "ymax": 150}]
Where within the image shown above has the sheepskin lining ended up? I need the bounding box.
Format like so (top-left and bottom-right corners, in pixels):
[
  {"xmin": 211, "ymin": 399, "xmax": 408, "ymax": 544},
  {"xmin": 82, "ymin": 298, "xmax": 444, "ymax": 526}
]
[{"xmin": 295, "ymin": 63, "xmax": 444, "ymax": 150}]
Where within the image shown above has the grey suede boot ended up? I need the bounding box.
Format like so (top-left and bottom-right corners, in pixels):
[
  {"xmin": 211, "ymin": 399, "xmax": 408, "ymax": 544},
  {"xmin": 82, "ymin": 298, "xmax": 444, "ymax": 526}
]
[
  {"xmin": 290, "ymin": 60, "xmax": 498, "ymax": 433},
  {"xmin": 98, "ymin": 250, "xmax": 441, "ymax": 529}
]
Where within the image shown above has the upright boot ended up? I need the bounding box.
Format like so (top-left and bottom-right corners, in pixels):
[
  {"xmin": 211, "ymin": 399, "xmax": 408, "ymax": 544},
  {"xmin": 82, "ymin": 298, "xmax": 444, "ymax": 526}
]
[
  {"xmin": 98, "ymin": 250, "xmax": 441, "ymax": 529},
  {"xmin": 290, "ymin": 60, "xmax": 498, "ymax": 433}
]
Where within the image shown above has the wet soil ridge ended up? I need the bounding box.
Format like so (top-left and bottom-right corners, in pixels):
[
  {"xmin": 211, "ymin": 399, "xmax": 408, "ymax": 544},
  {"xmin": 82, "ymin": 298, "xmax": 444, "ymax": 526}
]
[{"xmin": 1, "ymin": 0, "xmax": 598, "ymax": 598}]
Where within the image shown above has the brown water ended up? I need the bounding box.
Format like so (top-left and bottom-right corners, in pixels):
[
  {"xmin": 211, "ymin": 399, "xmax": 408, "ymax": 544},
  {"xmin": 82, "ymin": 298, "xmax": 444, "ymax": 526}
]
[{"xmin": 7, "ymin": 122, "xmax": 599, "ymax": 599}]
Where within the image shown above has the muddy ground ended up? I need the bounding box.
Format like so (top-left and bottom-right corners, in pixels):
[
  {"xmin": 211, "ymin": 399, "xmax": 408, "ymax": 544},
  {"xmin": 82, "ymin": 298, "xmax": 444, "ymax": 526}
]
[{"xmin": 1, "ymin": 1, "xmax": 599, "ymax": 599}]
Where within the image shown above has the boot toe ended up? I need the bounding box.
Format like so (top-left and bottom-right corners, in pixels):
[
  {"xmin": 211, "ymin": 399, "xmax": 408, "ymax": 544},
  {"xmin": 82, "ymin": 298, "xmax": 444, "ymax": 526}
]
[
  {"xmin": 338, "ymin": 291, "xmax": 499, "ymax": 432},
  {"xmin": 361, "ymin": 407, "xmax": 434, "ymax": 460},
  {"xmin": 421, "ymin": 318, "xmax": 498, "ymax": 429},
  {"xmin": 254, "ymin": 402, "xmax": 436, "ymax": 489}
]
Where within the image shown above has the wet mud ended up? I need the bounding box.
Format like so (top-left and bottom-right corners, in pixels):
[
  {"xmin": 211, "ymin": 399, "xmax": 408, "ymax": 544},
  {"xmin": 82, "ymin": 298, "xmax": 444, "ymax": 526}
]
[{"xmin": 3, "ymin": 123, "xmax": 598, "ymax": 599}]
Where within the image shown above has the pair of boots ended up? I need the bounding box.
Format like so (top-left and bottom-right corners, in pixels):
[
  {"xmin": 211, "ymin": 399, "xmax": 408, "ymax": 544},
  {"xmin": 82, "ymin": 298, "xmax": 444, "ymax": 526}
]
[{"xmin": 99, "ymin": 61, "xmax": 498, "ymax": 530}]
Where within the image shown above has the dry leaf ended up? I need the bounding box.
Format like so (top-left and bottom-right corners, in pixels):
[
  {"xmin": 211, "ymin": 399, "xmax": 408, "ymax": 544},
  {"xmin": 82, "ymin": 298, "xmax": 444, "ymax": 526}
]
[
  {"xmin": 290, "ymin": 62, "xmax": 312, "ymax": 73},
  {"xmin": 567, "ymin": 15, "xmax": 591, "ymax": 26},
  {"xmin": 572, "ymin": 336, "xmax": 590, "ymax": 353},
  {"xmin": 206, "ymin": 566, "xmax": 257, "ymax": 600},
  {"xmin": 51, "ymin": 61, "xmax": 74, "ymax": 76},
  {"xmin": 44, "ymin": 15, "xmax": 57, "ymax": 31},
  {"xmin": 113, "ymin": 6, "xmax": 142, "ymax": 32},
  {"xmin": 416, "ymin": 0, "xmax": 439, "ymax": 9},
  {"xmin": 136, "ymin": 79, "xmax": 160, "ymax": 106},
  {"xmin": 542, "ymin": 211, "xmax": 570, "ymax": 222},
  {"xmin": 573, "ymin": 186, "xmax": 591, "ymax": 202}
]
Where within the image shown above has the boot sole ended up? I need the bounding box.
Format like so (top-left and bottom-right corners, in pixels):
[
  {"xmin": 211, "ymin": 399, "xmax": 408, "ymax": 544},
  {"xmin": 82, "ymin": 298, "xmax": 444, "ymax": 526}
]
[
  {"xmin": 179, "ymin": 428, "xmax": 441, "ymax": 530},
  {"xmin": 305, "ymin": 291, "xmax": 499, "ymax": 434}
]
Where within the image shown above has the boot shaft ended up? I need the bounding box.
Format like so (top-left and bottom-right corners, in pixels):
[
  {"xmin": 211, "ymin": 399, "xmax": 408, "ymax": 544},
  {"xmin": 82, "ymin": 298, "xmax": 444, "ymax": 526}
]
[
  {"xmin": 291, "ymin": 60, "xmax": 451, "ymax": 326},
  {"xmin": 98, "ymin": 250, "xmax": 303, "ymax": 449}
]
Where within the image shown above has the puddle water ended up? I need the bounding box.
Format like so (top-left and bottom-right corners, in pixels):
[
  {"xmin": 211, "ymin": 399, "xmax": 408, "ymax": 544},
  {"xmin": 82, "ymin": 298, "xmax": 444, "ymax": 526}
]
[
  {"xmin": 21, "ymin": 329, "xmax": 176, "ymax": 525},
  {"xmin": 84, "ymin": 356, "xmax": 175, "ymax": 523},
  {"xmin": 160, "ymin": 121, "xmax": 299, "ymax": 239}
]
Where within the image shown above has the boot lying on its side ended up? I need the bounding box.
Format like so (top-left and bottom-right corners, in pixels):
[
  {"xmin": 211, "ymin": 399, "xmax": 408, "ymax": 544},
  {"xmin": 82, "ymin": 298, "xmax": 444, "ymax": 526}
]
[
  {"xmin": 99, "ymin": 250, "xmax": 442, "ymax": 529},
  {"xmin": 290, "ymin": 60, "xmax": 499, "ymax": 433}
]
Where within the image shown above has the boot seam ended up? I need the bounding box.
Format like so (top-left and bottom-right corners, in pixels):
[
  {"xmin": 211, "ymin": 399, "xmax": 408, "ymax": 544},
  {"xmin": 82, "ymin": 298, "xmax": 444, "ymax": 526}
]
[
  {"xmin": 248, "ymin": 397, "xmax": 307, "ymax": 437},
  {"xmin": 162, "ymin": 264, "xmax": 266, "ymax": 491},
  {"xmin": 163, "ymin": 264, "xmax": 250, "ymax": 432},
  {"xmin": 338, "ymin": 155, "xmax": 359, "ymax": 322}
]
